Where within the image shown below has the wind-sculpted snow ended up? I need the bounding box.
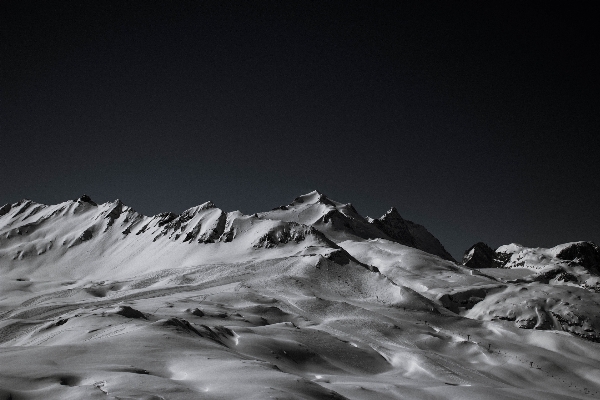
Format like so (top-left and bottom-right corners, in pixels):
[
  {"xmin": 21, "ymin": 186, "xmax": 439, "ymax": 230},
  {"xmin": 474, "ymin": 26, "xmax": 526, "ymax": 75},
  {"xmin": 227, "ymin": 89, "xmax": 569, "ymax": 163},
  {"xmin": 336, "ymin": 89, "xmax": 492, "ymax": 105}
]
[
  {"xmin": 1, "ymin": 192, "xmax": 600, "ymax": 399},
  {"xmin": 466, "ymin": 284, "xmax": 600, "ymax": 341}
]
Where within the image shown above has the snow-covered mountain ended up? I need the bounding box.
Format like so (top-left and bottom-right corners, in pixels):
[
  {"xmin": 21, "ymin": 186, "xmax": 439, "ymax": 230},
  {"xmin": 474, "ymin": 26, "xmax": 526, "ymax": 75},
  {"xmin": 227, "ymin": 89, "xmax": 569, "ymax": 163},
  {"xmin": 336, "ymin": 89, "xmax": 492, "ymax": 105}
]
[
  {"xmin": 259, "ymin": 191, "xmax": 455, "ymax": 261},
  {"xmin": 0, "ymin": 190, "xmax": 454, "ymax": 280},
  {"xmin": 463, "ymin": 241, "xmax": 600, "ymax": 290},
  {"xmin": 1, "ymin": 191, "xmax": 599, "ymax": 399}
]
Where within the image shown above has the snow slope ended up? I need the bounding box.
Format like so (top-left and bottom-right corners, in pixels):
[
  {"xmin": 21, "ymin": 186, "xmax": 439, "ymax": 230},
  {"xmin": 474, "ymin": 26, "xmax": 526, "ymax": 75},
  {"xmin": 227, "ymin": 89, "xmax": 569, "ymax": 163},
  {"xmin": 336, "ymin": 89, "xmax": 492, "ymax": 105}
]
[{"xmin": 1, "ymin": 192, "xmax": 599, "ymax": 399}]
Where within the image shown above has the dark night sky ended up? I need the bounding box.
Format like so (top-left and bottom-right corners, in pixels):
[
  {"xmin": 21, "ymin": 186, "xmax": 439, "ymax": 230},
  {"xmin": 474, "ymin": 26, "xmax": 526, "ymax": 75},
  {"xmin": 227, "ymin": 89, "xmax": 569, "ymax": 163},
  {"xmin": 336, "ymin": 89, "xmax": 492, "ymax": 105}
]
[{"xmin": 1, "ymin": 1, "xmax": 599, "ymax": 260}]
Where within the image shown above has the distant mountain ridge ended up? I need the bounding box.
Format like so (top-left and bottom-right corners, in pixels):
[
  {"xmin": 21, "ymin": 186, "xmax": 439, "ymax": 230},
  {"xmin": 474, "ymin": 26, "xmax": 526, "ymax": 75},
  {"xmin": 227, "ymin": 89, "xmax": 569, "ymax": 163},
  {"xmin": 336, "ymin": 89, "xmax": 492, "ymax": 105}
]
[
  {"xmin": 463, "ymin": 241, "xmax": 600, "ymax": 270},
  {"xmin": 0, "ymin": 191, "xmax": 454, "ymax": 279},
  {"xmin": 462, "ymin": 240, "xmax": 600, "ymax": 291}
]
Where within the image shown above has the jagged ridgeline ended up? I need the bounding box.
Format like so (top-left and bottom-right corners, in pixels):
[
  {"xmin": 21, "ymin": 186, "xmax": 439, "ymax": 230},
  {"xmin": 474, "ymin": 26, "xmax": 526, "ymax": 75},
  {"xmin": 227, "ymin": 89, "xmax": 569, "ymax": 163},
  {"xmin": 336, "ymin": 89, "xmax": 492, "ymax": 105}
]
[{"xmin": 0, "ymin": 190, "xmax": 452, "ymax": 277}]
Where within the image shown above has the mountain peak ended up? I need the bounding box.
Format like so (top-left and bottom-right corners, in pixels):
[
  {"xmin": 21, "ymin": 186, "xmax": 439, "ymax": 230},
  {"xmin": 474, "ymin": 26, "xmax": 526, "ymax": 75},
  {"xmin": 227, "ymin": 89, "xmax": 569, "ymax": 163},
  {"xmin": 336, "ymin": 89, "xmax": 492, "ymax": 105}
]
[
  {"xmin": 77, "ymin": 194, "xmax": 97, "ymax": 206},
  {"xmin": 292, "ymin": 190, "xmax": 332, "ymax": 205},
  {"xmin": 462, "ymin": 242, "xmax": 498, "ymax": 269},
  {"xmin": 381, "ymin": 206, "xmax": 402, "ymax": 220},
  {"xmin": 181, "ymin": 201, "xmax": 217, "ymax": 216},
  {"xmin": 199, "ymin": 201, "xmax": 217, "ymax": 210}
]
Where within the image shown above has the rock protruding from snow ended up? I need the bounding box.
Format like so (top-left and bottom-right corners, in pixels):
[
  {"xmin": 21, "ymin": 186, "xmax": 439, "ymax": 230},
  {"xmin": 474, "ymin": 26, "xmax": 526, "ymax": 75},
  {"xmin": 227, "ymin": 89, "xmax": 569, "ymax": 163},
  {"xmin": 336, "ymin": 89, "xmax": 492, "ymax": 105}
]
[
  {"xmin": 462, "ymin": 242, "xmax": 500, "ymax": 269},
  {"xmin": 494, "ymin": 242, "xmax": 600, "ymax": 275},
  {"xmin": 464, "ymin": 241, "xmax": 600, "ymax": 293},
  {"xmin": 77, "ymin": 194, "xmax": 97, "ymax": 206},
  {"xmin": 372, "ymin": 207, "xmax": 455, "ymax": 261},
  {"xmin": 260, "ymin": 191, "xmax": 455, "ymax": 261},
  {"xmin": 0, "ymin": 203, "xmax": 11, "ymax": 217},
  {"xmin": 252, "ymin": 223, "xmax": 315, "ymax": 248},
  {"xmin": 114, "ymin": 305, "xmax": 147, "ymax": 319},
  {"xmin": 554, "ymin": 242, "xmax": 600, "ymax": 272},
  {"xmin": 371, "ymin": 208, "xmax": 416, "ymax": 247}
]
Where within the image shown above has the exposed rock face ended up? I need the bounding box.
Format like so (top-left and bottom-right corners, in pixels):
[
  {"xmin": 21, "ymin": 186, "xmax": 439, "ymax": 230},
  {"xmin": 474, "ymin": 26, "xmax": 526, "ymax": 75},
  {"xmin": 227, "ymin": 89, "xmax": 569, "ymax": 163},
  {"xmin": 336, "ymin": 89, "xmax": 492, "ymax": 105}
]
[
  {"xmin": 259, "ymin": 191, "xmax": 456, "ymax": 262},
  {"xmin": 372, "ymin": 207, "xmax": 455, "ymax": 262},
  {"xmin": 190, "ymin": 308, "xmax": 204, "ymax": 317},
  {"xmin": 462, "ymin": 242, "xmax": 499, "ymax": 269},
  {"xmin": 115, "ymin": 305, "xmax": 146, "ymax": 319},
  {"xmin": 438, "ymin": 286, "xmax": 501, "ymax": 313},
  {"xmin": 79, "ymin": 228, "xmax": 94, "ymax": 242},
  {"xmin": 13, "ymin": 200, "xmax": 33, "ymax": 218},
  {"xmin": 77, "ymin": 194, "xmax": 97, "ymax": 206},
  {"xmin": 371, "ymin": 207, "xmax": 416, "ymax": 248},
  {"xmin": 253, "ymin": 223, "xmax": 313, "ymax": 248},
  {"xmin": 0, "ymin": 204, "xmax": 11, "ymax": 217},
  {"xmin": 555, "ymin": 242, "xmax": 600, "ymax": 273},
  {"xmin": 463, "ymin": 241, "xmax": 600, "ymax": 299},
  {"xmin": 103, "ymin": 200, "xmax": 124, "ymax": 232}
]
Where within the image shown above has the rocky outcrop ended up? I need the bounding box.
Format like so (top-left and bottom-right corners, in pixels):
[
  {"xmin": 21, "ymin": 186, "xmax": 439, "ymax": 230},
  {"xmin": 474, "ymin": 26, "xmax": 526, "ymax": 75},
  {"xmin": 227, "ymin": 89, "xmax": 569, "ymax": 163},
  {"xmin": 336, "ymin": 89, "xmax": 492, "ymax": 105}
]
[
  {"xmin": 13, "ymin": 200, "xmax": 34, "ymax": 218},
  {"xmin": 462, "ymin": 242, "xmax": 500, "ymax": 269},
  {"xmin": 253, "ymin": 223, "xmax": 314, "ymax": 248},
  {"xmin": 555, "ymin": 242, "xmax": 600, "ymax": 274},
  {"xmin": 372, "ymin": 208, "xmax": 455, "ymax": 261},
  {"xmin": 260, "ymin": 191, "xmax": 456, "ymax": 262},
  {"xmin": 0, "ymin": 204, "xmax": 11, "ymax": 217},
  {"xmin": 371, "ymin": 208, "xmax": 416, "ymax": 247},
  {"xmin": 68, "ymin": 227, "xmax": 95, "ymax": 248},
  {"xmin": 438, "ymin": 285, "xmax": 504, "ymax": 313},
  {"xmin": 103, "ymin": 201, "xmax": 124, "ymax": 232},
  {"xmin": 77, "ymin": 194, "xmax": 97, "ymax": 206},
  {"xmin": 114, "ymin": 305, "xmax": 146, "ymax": 319}
]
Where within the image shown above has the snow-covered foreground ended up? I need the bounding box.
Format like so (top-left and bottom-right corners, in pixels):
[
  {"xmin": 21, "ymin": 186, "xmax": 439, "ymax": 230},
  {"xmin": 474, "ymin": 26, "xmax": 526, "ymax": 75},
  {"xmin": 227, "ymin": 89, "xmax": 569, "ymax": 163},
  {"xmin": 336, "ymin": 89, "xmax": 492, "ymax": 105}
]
[{"xmin": 1, "ymin": 192, "xmax": 599, "ymax": 399}]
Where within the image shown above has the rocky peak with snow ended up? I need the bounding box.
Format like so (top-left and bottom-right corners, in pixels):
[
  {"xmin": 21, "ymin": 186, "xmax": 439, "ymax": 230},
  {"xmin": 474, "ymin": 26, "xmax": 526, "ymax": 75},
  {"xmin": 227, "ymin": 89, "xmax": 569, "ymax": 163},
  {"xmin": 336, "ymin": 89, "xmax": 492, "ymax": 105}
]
[
  {"xmin": 371, "ymin": 207, "xmax": 416, "ymax": 246},
  {"xmin": 260, "ymin": 191, "xmax": 455, "ymax": 261},
  {"xmin": 371, "ymin": 207, "xmax": 455, "ymax": 261},
  {"xmin": 290, "ymin": 190, "xmax": 334, "ymax": 206},
  {"xmin": 1, "ymin": 192, "xmax": 394, "ymax": 277},
  {"xmin": 462, "ymin": 240, "xmax": 600, "ymax": 292},
  {"xmin": 77, "ymin": 194, "xmax": 97, "ymax": 206},
  {"xmin": 462, "ymin": 242, "xmax": 499, "ymax": 269},
  {"xmin": 554, "ymin": 241, "xmax": 600, "ymax": 272},
  {"xmin": 0, "ymin": 192, "xmax": 458, "ymax": 269}
]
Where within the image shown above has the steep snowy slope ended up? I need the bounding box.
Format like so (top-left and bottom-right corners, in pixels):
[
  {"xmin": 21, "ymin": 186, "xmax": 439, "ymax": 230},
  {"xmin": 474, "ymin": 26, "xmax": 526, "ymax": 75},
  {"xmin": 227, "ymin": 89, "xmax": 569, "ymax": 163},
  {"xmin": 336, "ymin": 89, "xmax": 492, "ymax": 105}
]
[
  {"xmin": 0, "ymin": 195, "xmax": 363, "ymax": 281},
  {"xmin": 1, "ymin": 192, "xmax": 600, "ymax": 399},
  {"xmin": 260, "ymin": 191, "xmax": 455, "ymax": 261}
]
